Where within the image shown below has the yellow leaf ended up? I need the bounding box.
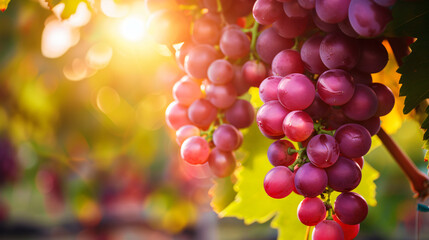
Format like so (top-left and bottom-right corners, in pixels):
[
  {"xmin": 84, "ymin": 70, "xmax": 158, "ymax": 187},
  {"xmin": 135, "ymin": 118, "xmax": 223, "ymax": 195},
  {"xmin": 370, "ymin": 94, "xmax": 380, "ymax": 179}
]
[{"xmin": 0, "ymin": 0, "xmax": 10, "ymax": 12}]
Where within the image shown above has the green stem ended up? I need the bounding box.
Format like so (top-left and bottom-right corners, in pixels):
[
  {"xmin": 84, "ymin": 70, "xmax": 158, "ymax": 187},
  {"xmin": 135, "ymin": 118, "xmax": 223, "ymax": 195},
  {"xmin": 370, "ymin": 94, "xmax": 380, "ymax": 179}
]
[
  {"xmin": 325, "ymin": 188, "xmax": 334, "ymax": 220},
  {"xmin": 249, "ymin": 21, "xmax": 260, "ymax": 60}
]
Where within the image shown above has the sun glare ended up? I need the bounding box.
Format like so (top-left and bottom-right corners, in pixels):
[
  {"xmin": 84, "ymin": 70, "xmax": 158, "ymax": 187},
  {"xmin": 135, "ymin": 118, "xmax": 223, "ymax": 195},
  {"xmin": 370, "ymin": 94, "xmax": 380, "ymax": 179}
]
[{"xmin": 120, "ymin": 15, "xmax": 145, "ymax": 42}]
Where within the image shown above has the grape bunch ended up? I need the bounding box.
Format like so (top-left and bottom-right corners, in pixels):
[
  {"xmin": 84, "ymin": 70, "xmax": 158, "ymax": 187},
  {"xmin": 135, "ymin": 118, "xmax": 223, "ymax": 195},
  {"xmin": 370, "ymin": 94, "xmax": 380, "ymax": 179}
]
[
  {"xmin": 253, "ymin": 0, "xmax": 396, "ymax": 239},
  {"xmin": 146, "ymin": 0, "xmax": 260, "ymax": 178}
]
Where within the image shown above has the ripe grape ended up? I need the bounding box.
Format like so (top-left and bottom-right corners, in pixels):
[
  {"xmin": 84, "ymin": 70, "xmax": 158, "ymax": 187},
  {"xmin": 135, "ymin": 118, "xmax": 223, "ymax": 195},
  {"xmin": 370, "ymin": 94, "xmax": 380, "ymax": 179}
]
[
  {"xmin": 242, "ymin": 60, "xmax": 267, "ymax": 87},
  {"xmin": 208, "ymin": 148, "xmax": 236, "ymax": 178},
  {"xmin": 319, "ymin": 32, "xmax": 360, "ymax": 70},
  {"xmin": 253, "ymin": 0, "xmax": 284, "ymax": 25},
  {"xmin": 188, "ymin": 99, "xmax": 217, "ymax": 129},
  {"xmin": 326, "ymin": 156, "xmax": 362, "ymax": 192},
  {"xmin": 334, "ymin": 123, "xmax": 372, "ymax": 158},
  {"xmin": 358, "ymin": 116, "xmax": 381, "ymax": 136},
  {"xmin": 256, "ymin": 28, "xmax": 295, "ymax": 64},
  {"xmin": 185, "ymin": 44, "xmax": 219, "ymax": 79},
  {"xmin": 300, "ymin": 34, "xmax": 328, "ymax": 74},
  {"xmin": 219, "ymin": 26, "xmax": 251, "ymax": 59},
  {"xmin": 213, "ymin": 124, "xmax": 241, "ymax": 151},
  {"xmin": 173, "ymin": 76, "xmax": 203, "ymax": 106},
  {"xmin": 334, "ymin": 192, "xmax": 368, "ymax": 225},
  {"xmin": 342, "ymin": 84, "xmax": 378, "ymax": 121},
  {"xmin": 283, "ymin": 1, "xmax": 309, "ymax": 18},
  {"xmin": 355, "ymin": 39, "xmax": 388, "ymax": 74},
  {"xmin": 207, "ymin": 59, "xmax": 234, "ymax": 85},
  {"xmin": 264, "ymin": 166, "xmax": 295, "ymax": 199},
  {"xmin": 307, "ymin": 134, "xmax": 340, "ymax": 168},
  {"xmin": 256, "ymin": 101, "xmax": 290, "ymax": 139},
  {"xmin": 205, "ymin": 83, "xmax": 238, "ymax": 109},
  {"xmin": 282, "ymin": 110, "xmax": 314, "ymax": 142},
  {"xmin": 311, "ymin": 10, "xmax": 338, "ymax": 33},
  {"xmin": 231, "ymin": 64, "xmax": 252, "ymax": 96},
  {"xmin": 165, "ymin": 101, "xmax": 192, "ymax": 130},
  {"xmin": 272, "ymin": 50, "xmax": 305, "ymax": 76},
  {"xmin": 181, "ymin": 136, "xmax": 211, "ymax": 165},
  {"xmin": 259, "ymin": 76, "xmax": 282, "ymax": 103},
  {"xmin": 317, "ymin": 69, "xmax": 355, "ymax": 106},
  {"xmin": 267, "ymin": 139, "xmax": 297, "ymax": 167},
  {"xmin": 192, "ymin": 15, "xmax": 221, "ymax": 45},
  {"xmin": 277, "ymin": 73, "xmax": 315, "ymax": 110},
  {"xmin": 297, "ymin": 197, "xmax": 327, "ymax": 226},
  {"xmin": 176, "ymin": 125, "xmax": 200, "ymax": 146},
  {"xmin": 312, "ymin": 220, "xmax": 345, "ymax": 240},
  {"xmin": 294, "ymin": 163, "xmax": 328, "ymax": 198},
  {"xmin": 371, "ymin": 83, "xmax": 395, "ymax": 116},
  {"xmin": 273, "ymin": 13, "xmax": 309, "ymax": 39},
  {"xmin": 304, "ymin": 93, "xmax": 330, "ymax": 120},
  {"xmin": 315, "ymin": 0, "xmax": 350, "ymax": 24},
  {"xmin": 348, "ymin": 0, "xmax": 392, "ymax": 37},
  {"xmin": 333, "ymin": 214, "xmax": 360, "ymax": 240},
  {"xmin": 225, "ymin": 99, "xmax": 255, "ymax": 129}
]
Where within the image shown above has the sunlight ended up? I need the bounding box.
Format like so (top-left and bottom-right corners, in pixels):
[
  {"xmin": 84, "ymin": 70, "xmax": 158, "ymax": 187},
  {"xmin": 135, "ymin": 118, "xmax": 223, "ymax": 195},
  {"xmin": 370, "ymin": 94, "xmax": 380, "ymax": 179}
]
[{"xmin": 120, "ymin": 15, "xmax": 145, "ymax": 42}]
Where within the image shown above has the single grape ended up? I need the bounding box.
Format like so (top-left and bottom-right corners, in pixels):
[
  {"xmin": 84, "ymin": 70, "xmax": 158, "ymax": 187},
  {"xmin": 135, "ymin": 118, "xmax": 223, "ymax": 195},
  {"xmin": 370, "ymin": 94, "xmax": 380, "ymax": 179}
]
[
  {"xmin": 283, "ymin": 1, "xmax": 309, "ymax": 18},
  {"xmin": 334, "ymin": 123, "xmax": 372, "ymax": 158},
  {"xmin": 213, "ymin": 124, "xmax": 241, "ymax": 151},
  {"xmin": 242, "ymin": 60, "xmax": 267, "ymax": 87},
  {"xmin": 184, "ymin": 44, "xmax": 219, "ymax": 79},
  {"xmin": 283, "ymin": 110, "xmax": 314, "ymax": 142},
  {"xmin": 165, "ymin": 101, "xmax": 192, "ymax": 130},
  {"xmin": 320, "ymin": 32, "xmax": 360, "ymax": 70},
  {"xmin": 315, "ymin": 0, "xmax": 350, "ymax": 23},
  {"xmin": 277, "ymin": 73, "xmax": 315, "ymax": 110},
  {"xmin": 225, "ymin": 99, "xmax": 255, "ymax": 129},
  {"xmin": 256, "ymin": 101, "xmax": 290, "ymax": 139},
  {"xmin": 312, "ymin": 220, "xmax": 345, "ymax": 240},
  {"xmin": 192, "ymin": 15, "xmax": 221, "ymax": 45},
  {"xmin": 231, "ymin": 64, "xmax": 252, "ymax": 96},
  {"xmin": 317, "ymin": 69, "xmax": 355, "ymax": 106},
  {"xmin": 334, "ymin": 192, "xmax": 368, "ymax": 225},
  {"xmin": 371, "ymin": 83, "xmax": 395, "ymax": 116},
  {"xmin": 358, "ymin": 116, "xmax": 380, "ymax": 136},
  {"xmin": 188, "ymin": 99, "xmax": 217, "ymax": 129},
  {"xmin": 307, "ymin": 134, "xmax": 340, "ymax": 168},
  {"xmin": 297, "ymin": 197, "xmax": 327, "ymax": 226},
  {"xmin": 348, "ymin": 0, "xmax": 392, "ymax": 37},
  {"xmin": 259, "ymin": 76, "xmax": 282, "ymax": 103},
  {"xmin": 350, "ymin": 70, "xmax": 372, "ymax": 86},
  {"xmin": 219, "ymin": 25, "xmax": 251, "ymax": 59},
  {"xmin": 176, "ymin": 125, "xmax": 200, "ymax": 146},
  {"xmin": 300, "ymin": 34, "xmax": 328, "ymax": 74},
  {"xmin": 333, "ymin": 214, "xmax": 360, "ymax": 240},
  {"xmin": 253, "ymin": 0, "xmax": 284, "ymax": 25},
  {"xmin": 264, "ymin": 166, "xmax": 295, "ymax": 199},
  {"xmin": 173, "ymin": 76, "xmax": 203, "ymax": 106},
  {"xmin": 181, "ymin": 136, "xmax": 210, "ymax": 165},
  {"xmin": 256, "ymin": 27, "xmax": 295, "ymax": 64},
  {"xmin": 208, "ymin": 148, "xmax": 236, "ymax": 178},
  {"xmin": 355, "ymin": 39, "xmax": 388, "ymax": 74},
  {"xmin": 208, "ymin": 59, "xmax": 234, "ymax": 85},
  {"xmin": 205, "ymin": 83, "xmax": 238, "ymax": 109},
  {"xmin": 267, "ymin": 139, "xmax": 297, "ymax": 167},
  {"xmin": 325, "ymin": 107, "xmax": 351, "ymax": 130},
  {"xmin": 342, "ymin": 84, "xmax": 378, "ymax": 121},
  {"xmin": 294, "ymin": 163, "xmax": 328, "ymax": 198},
  {"xmin": 272, "ymin": 50, "xmax": 305, "ymax": 76},
  {"xmin": 326, "ymin": 156, "xmax": 362, "ymax": 192}
]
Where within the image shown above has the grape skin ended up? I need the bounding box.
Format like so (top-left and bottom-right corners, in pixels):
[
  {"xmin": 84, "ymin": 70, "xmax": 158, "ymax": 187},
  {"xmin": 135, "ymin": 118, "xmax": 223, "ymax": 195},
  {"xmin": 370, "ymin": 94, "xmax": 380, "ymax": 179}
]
[
  {"xmin": 208, "ymin": 148, "xmax": 236, "ymax": 178},
  {"xmin": 267, "ymin": 139, "xmax": 297, "ymax": 167},
  {"xmin": 294, "ymin": 163, "xmax": 328, "ymax": 198},
  {"xmin": 264, "ymin": 166, "xmax": 295, "ymax": 199},
  {"xmin": 181, "ymin": 136, "xmax": 211, "ymax": 165},
  {"xmin": 335, "ymin": 192, "xmax": 368, "ymax": 225},
  {"xmin": 225, "ymin": 99, "xmax": 255, "ymax": 129},
  {"xmin": 277, "ymin": 73, "xmax": 315, "ymax": 110},
  {"xmin": 312, "ymin": 220, "xmax": 345, "ymax": 240},
  {"xmin": 334, "ymin": 123, "xmax": 372, "ymax": 158},
  {"xmin": 297, "ymin": 197, "xmax": 327, "ymax": 226},
  {"xmin": 326, "ymin": 156, "xmax": 362, "ymax": 192},
  {"xmin": 306, "ymin": 134, "xmax": 340, "ymax": 168},
  {"xmin": 256, "ymin": 101, "xmax": 290, "ymax": 139},
  {"xmin": 282, "ymin": 110, "xmax": 314, "ymax": 142}
]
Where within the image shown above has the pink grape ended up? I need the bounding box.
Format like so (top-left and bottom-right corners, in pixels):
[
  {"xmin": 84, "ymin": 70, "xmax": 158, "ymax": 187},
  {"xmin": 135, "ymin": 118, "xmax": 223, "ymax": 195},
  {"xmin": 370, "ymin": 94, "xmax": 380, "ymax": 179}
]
[
  {"xmin": 176, "ymin": 125, "xmax": 200, "ymax": 146},
  {"xmin": 277, "ymin": 73, "xmax": 315, "ymax": 110},
  {"xmin": 272, "ymin": 50, "xmax": 305, "ymax": 76},
  {"xmin": 213, "ymin": 124, "xmax": 241, "ymax": 151},
  {"xmin": 219, "ymin": 25, "xmax": 251, "ymax": 59},
  {"xmin": 333, "ymin": 214, "xmax": 360, "ymax": 240},
  {"xmin": 320, "ymin": 32, "xmax": 360, "ymax": 71},
  {"xmin": 273, "ymin": 13, "xmax": 309, "ymax": 39},
  {"xmin": 188, "ymin": 99, "xmax": 217, "ymax": 129},
  {"xmin": 256, "ymin": 101, "xmax": 290, "ymax": 139},
  {"xmin": 207, "ymin": 59, "xmax": 234, "ymax": 85},
  {"xmin": 355, "ymin": 39, "xmax": 388, "ymax": 74},
  {"xmin": 253, "ymin": 0, "xmax": 284, "ymax": 25},
  {"xmin": 259, "ymin": 76, "xmax": 282, "ymax": 103},
  {"xmin": 317, "ymin": 69, "xmax": 355, "ymax": 106},
  {"xmin": 307, "ymin": 134, "xmax": 340, "ymax": 168},
  {"xmin": 242, "ymin": 60, "xmax": 268, "ymax": 87},
  {"xmin": 300, "ymin": 34, "xmax": 328, "ymax": 74},
  {"xmin": 348, "ymin": 0, "xmax": 392, "ymax": 37},
  {"xmin": 297, "ymin": 197, "xmax": 327, "ymax": 226},
  {"xmin": 165, "ymin": 101, "xmax": 192, "ymax": 130},
  {"xmin": 256, "ymin": 27, "xmax": 295, "ymax": 64},
  {"xmin": 371, "ymin": 83, "xmax": 395, "ymax": 117},
  {"xmin": 294, "ymin": 163, "xmax": 328, "ymax": 198},
  {"xmin": 267, "ymin": 139, "xmax": 297, "ymax": 167},
  {"xmin": 225, "ymin": 99, "xmax": 255, "ymax": 129},
  {"xmin": 264, "ymin": 166, "xmax": 295, "ymax": 199},
  {"xmin": 312, "ymin": 220, "xmax": 345, "ymax": 240},
  {"xmin": 181, "ymin": 136, "xmax": 210, "ymax": 165},
  {"xmin": 185, "ymin": 44, "xmax": 219, "ymax": 79},
  {"xmin": 205, "ymin": 83, "xmax": 238, "ymax": 109},
  {"xmin": 326, "ymin": 156, "xmax": 362, "ymax": 192},
  {"xmin": 315, "ymin": 0, "xmax": 351, "ymax": 24},
  {"xmin": 282, "ymin": 110, "xmax": 314, "ymax": 142},
  {"xmin": 208, "ymin": 148, "xmax": 236, "ymax": 178},
  {"xmin": 173, "ymin": 76, "xmax": 203, "ymax": 106}
]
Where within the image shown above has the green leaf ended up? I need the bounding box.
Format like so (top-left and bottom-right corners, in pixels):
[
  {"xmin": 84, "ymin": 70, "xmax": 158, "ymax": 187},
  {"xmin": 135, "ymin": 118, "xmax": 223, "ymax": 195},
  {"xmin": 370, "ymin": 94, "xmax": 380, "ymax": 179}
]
[
  {"xmin": 385, "ymin": 0, "xmax": 429, "ymax": 38},
  {"xmin": 45, "ymin": 0, "xmax": 89, "ymax": 19},
  {"xmin": 209, "ymin": 176, "xmax": 236, "ymax": 213},
  {"xmin": 220, "ymin": 125, "xmax": 379, "ymax": 239}
]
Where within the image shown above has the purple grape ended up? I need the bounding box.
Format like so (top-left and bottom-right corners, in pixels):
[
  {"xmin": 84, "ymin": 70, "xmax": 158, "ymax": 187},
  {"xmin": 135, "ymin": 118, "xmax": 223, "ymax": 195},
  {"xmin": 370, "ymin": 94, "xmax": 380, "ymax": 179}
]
[
  {"xmin": 256, "ymin": 101, "xmax": 290, "ymax": 139},
  {"xmin": 325, "ymin": 108, "xmax": 351, "ymax": 130},
  {"xmin": 311, "ymin": 10, "xmax": 338, "ymax": 32},
  {"xmin": 294, "ymin": 163, "xmax": 328, "ymax": 197},
  {"xmin": 320, "ymin": 32, "xmax": 360, "ymax": 71},
  {"xmin": 326, "ymin": 156, "xmax": 362, "ymax": 192},
  {"xmin": 231, "ymin": 64, "xmax": 251, "ymax": 96},
  {"xmin": 208, "ymin": 148, "xmax": 236, "ymax": 178},
  {"xmin": 272, "ymin": 50, "xmax": 305, "ymax": 76},
  {"xmin": 282, "ymin": 110, "xmax": 314, "ymax": 142},
  {"xmin": 219, "ymin": 25, "xmax": 250, "ymax": 59},
  {"xmin": 208, "ymin": 59, "xmax": 234, "ymax": 85},
  {"xmin": 338, "ymin": 17, "xmax": 359, "ymax": 38},
  {"xmin": 256, "ymin": 27, "xmax": 295, "ymax": 64},
  {"xmin": 334, "ymin": 192, "xmax": 368, "ymax": 225},
  {"xmin": 350, "ymin": 70, "xmax": 372, "ymax": 86},
  {"xmin": 205, "ymin": 83, "xmax": 238, "ymax": 109},
  {"xmin": 315, "ymin": 0, "xmax": 350, "ymax": 23},
  {"xmin": 188, "ymin": 99, "xmax": 217, "ymax": 129},
  {"xmin": 213, "ymin": 124, "xmax": 241, "ymax": 151},
  {"xmin": 273, "ymin": 13, "xmax": 309, "ymax": 39},
  {"xmin": 185, "ymin": 44, "xmax": 219, "ymax": 79},
  {"xmin": 334, "ymin": 123, "xmax": 372, "ymax": 158},
  {"xmin": 267, "ymin": 139, "xmax": 297, "ymax": 167},
  {"xmin": 304, "ymin": 93, "xmax": 330, "ymax": 120},
  {"xmin": 317, "ymin": 69, "xmax": 355, "ymax": 106},
  {"xmin": 259, "ymin": 76, "xmax": 282, "ymax": 103},
  {"xmin": 277, "ymin": 73, "xmax": 315, "ymax": 110},
  {"xmin": 348, "ymin": 0, "xmax": 392, "ymax": 38},
  {"xmin": 173, "ymin": 76, "xmax": 203, "ymax": 106},
  {"xmin": 373, "ymin": 0, "xmax": 396, "ymax": 7},
  {"xmin": 225, "ymin": 99, "xmax": 255, "ymax": 129},
  {"xmin": 297, "ymin": 197, "xmax": 326, "ymax": 226},
  {"xmin": 300, "ymin": 34, "xmax": 328, "ymax": 74},
  {"xmin": 358, "ymin": 116, "xmax": 381, "ymax": 136},
  {"xmin": 312, "ymin": 220, "xmax": 345, "ymax": 240},
  {"xmin": 181, "ymin": 136, "xmax": 211, "ymax": 165},
  {"xmin": 371, "ymin": 83, "xmax": 395, "ymax": 116},
  {"xmin": 264, "ymin": 166, "xmax": 295, "ymax": 199},
  {"xmin": 165, "ymin": 101, "xmax": 192, "ymax": 130},
  {"xmin": 253, "ymin": 0, "xmax": 284, "ymax": 25},
  {"xmin": 283, "ymin": 1, "xmax": 310, "ymax": 18},
  {"xmin": 242, "ymin": 60, "xmax": 267, "ymax": 87},
  {"xmin": 342, "ymin": 84, "xmax": 378, "ymax": 121},
  {"xmin": 307, "ymin": 134, "xmax": 340, "ymax": 168},
  {"xmin": 355, "ymin": 39, "xmax": 388, "ymax": 74}
]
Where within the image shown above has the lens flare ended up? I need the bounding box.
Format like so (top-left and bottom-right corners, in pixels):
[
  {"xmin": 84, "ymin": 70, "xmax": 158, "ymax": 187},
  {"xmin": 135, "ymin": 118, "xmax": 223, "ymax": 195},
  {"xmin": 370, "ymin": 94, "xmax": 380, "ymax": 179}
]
[{"xmin": 120, "ymin": 15, "xmax": 145, "ymax": 42}]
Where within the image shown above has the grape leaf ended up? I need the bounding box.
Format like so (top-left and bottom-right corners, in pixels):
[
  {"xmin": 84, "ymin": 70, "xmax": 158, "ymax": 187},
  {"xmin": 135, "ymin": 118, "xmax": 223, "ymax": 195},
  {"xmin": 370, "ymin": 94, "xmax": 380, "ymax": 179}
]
[
  {"xmin": 45, "ymin": 0, "xmax": 89, "ymax": 19},
  {"xmin": 385, "ymin": 0, "xmax": 429, "ymax": 38},
  {"xmin": 219, "ymin": 125, "xmax": 379, "ymax": 239},
  {"xmin": 0, "ymin": 0, "xmax": 11, "ymax": 12},
  {"xmin": 209, "ymin": 176, "xmax": 236, "ymax": 213}
]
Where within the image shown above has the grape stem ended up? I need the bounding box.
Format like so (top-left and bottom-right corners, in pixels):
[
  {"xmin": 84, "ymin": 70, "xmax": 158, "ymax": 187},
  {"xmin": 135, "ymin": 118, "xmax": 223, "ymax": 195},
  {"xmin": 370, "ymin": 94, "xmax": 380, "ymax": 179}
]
[
  {"xmin": 249, "ymin": 21, "xmax": 260, "ymax": 61},
  {"xmin": 305, "ymin": 226, "xmax": 311, "ymax": 240},
  {"xmin": 377, "ymin": 127, "xmax": 429, "ymax": 200}
]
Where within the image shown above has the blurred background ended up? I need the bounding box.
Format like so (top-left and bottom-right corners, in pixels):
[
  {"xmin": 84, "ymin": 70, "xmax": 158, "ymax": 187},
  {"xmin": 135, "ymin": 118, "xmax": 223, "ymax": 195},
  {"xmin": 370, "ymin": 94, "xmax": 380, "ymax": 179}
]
[{"xmin": 0, "ymin": 0, "xmax": 428, "ymax": 239}]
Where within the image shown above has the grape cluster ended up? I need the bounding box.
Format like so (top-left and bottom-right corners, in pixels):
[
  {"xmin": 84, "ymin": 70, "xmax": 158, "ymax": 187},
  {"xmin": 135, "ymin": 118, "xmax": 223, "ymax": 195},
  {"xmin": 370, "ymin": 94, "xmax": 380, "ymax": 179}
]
[
  {"xmin": 146, "ymin": 0, "xmax": 259, "ymax": 178},
  {"xmin": 253, "ymin": 0, "xmax": 395, "ymax": 239}
]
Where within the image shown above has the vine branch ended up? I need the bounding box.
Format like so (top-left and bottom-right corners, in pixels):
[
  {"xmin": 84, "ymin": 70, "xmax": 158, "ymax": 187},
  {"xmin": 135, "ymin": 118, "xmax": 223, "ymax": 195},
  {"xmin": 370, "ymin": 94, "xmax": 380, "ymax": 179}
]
[{"xmin": 377, "ymin": 127, "xmax": 429, "ymax": 199}]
